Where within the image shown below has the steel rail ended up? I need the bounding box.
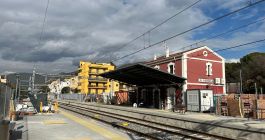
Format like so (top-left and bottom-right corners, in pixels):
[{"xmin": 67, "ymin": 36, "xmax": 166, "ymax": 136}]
[{"xmin": 59, "ymin": 101, "xmax": 232, "ymax": 140}]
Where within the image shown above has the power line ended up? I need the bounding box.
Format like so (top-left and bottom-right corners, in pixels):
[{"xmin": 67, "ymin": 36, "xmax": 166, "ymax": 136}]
[
  {"xmin": 184, "ymin": 39, "xmax": 265, "ymax": 60},
  {"xmin": 214, "ymin": 39, "xmax": 265, "ymax": 53},
  {"xmin": 155, "ymin": 16, "xmax": 265, "ymax": 58},
  {"xmin": 170, "ymin": 16, "xmax": 265, "ymax": 53},
  {"xmin": 39, "ymin": 0, "xmax": 50, "ymax": 45},
  {"xmin": 112, "ymin": 0, "xmax": 265, "ymax": 62},
  {"xmin": 93, "ymin": 0, "xmax": 201, "ymax": 63},
  {"xmin": 148, "ymin": 39, "xmax": 265, "ymax": 66}
]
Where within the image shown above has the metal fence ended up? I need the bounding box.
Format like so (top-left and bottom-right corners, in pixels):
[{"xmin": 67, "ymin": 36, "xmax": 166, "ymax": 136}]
[
  {"xmin": 58, "ymin": 93, "xmax": 86, "ymax": 102},
  {"xmin": 0, "ymin": 83, "xmax": 13, "ymax": 120},
  {"xmin": 57, "ymin": 93, "xmax": 113, "ymax": 104}
]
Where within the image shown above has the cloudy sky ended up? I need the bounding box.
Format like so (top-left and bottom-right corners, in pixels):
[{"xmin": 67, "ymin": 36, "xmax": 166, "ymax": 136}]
[{"xmin": 0, "ymin": 0, "xmax": 264, "ymax": 74}]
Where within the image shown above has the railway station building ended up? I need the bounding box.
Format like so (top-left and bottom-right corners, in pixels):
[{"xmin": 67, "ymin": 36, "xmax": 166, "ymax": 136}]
[
  {"xmin": 145, "ymin": 46, "xmax": 226, "ymax": 95},
  {"xmin": 101, "ymin": 46, "xmax": 225, "ymax": 111}
]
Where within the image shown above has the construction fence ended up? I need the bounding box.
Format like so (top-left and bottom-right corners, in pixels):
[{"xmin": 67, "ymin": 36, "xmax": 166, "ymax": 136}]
[{"xmin": 215, "ymin": 94, "xmax": 265, "ymax": 119}]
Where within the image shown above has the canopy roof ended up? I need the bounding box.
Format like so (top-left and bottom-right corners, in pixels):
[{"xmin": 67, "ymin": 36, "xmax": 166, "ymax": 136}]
[{"xmin": 100, "ymin": 63, "xmax": 186, "ymax": 86}]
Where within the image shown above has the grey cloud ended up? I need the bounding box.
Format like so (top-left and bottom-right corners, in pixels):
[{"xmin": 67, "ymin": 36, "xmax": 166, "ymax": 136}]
[{"xmin": 0, "ymin": 0, "xmax": 263, "ymax": 73}]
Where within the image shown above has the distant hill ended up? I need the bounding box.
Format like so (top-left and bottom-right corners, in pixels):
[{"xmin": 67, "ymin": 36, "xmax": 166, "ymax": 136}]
[{"xmin": 7, "ymin": 73, "xmax": 45, "ymax": 86}]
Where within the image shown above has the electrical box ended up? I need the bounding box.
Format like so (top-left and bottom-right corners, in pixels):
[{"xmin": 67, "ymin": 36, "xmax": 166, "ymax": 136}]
[
  {"xmin": 185, "ymin": 89, "xmax": 213, "ymax": 112},
  {"xmin": 214, "ymin": 78, "xmax": 220, "ymax": 84}
]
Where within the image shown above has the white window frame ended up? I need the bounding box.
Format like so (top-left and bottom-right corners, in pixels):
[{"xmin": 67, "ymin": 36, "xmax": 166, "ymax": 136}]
[
  {"xmin": 206, "ymin": 62, "xmax": 213, "ymax": 76},
  {"xmin": 167, "ymin": 62, "xmax": 175, "ymax": 74}
]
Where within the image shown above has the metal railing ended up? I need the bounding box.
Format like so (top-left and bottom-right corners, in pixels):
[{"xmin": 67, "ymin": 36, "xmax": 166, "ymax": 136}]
[
  {"xmin": 88, "ymin": 78, "xmax": 108, "ymax": 82},
  {"xmin": 58, "ymin": 93, "xmax": 86, "ymax": 102},
  {"xmin": 58, "ymin": 93, "xmax": 114, "ymax": 104}
]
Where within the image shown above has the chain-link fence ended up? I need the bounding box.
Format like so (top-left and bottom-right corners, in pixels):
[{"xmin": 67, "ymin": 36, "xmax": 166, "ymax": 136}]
[{"xmin": 0, "ymin": 83, "xmax": 13, "ymax": 120}]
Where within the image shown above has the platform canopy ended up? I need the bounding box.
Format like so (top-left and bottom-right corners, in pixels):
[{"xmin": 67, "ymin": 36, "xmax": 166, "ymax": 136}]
[{"xmin": 100, "ymin": 63, "xmax": 186, "ymax": 86}]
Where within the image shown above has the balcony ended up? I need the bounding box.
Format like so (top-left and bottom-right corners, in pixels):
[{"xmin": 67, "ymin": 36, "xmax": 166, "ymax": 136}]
[
  {"xmin": 88, "ymin": 78, "xmax": 108, "ymax": 83},
  {"xmin": 88, "ymin": 85, "xmax": 107, "ymax": 89}
]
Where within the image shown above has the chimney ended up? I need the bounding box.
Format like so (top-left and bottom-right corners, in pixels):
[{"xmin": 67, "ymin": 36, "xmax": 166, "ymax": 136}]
[
  {"xmin": 163, "ymin": 41, "xmax": 169, "ymax": 57},
  {"xmin": 166, "ymin": 48, "xmax": 169, "ymax": 57},
  {"xmin": 154, "ymin": 54, "xmax": 157, "ymax": 60}
]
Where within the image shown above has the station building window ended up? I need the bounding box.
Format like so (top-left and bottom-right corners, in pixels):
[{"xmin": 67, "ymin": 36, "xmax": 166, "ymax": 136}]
[
  {"xmin": 167, "ymin": 62, "xmax": 175, "ymax": 74},
  {"xmin": 206, "ymin": 62, "xmax": 213, "ymax": 76}
]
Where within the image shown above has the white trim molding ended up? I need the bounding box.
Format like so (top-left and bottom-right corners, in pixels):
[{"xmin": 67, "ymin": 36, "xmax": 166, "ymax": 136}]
[
  {"xmin": 186, "ymin": 57, "xmax": 223, "ymax": 63},
  {"xmin": 222, "ymin": 59, "xmax": 226, "ymax": 95},
  {"xmin": 183, "ymin": 46, "xmax": 225, "ymax": 61},
  {"xmin": 187, "ymin": 82, "xmax": 225, "ymax": 86},
  {"xmin": 182, "ymin": 54, "xmax": 188, "ymax": 93}
]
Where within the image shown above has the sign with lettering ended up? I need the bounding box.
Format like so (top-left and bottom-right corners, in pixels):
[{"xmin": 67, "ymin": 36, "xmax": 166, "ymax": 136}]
[{"xmin": 198, "ymin": 78, "xmax": 213, "ymax": 83}]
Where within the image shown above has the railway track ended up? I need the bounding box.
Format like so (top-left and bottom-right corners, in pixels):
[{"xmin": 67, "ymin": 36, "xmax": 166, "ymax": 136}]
[{"xmin": 59, "ymin": 101, "xmax": 232, "ymax": 140}]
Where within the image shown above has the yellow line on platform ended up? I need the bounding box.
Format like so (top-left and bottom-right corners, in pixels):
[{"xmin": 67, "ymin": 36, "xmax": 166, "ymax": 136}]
[
  {"xmin": 60, "ymin": 110, "xmax": 127, "ymax": 140},
  {"xmin": 43, "ymin": 120, "xmax": 67, "ymax": 125}
]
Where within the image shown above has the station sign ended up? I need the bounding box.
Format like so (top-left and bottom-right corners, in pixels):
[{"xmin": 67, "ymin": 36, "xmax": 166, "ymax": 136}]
[{"xmin": 198, "ymin": 78, "xmax": 213, "ymax": 83}]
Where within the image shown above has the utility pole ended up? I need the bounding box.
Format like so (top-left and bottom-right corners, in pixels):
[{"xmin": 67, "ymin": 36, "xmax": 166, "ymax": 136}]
[
  {"xmin": 15, "ymin": 74, "xmax": 19, "ymax": 101},
  {"xmin": 240, "ymin": 69, "xmax": 243, "ymax": 94},
  {"xmin": 44, "ymin": 74, "xmax": 47, "ymax": 93},
  {"xmin": 18, "ymin": 78, "xmax": 21, "ymax": 102},
  {"xmin": 3, "ymin": 85, "xmax": 7, "ymax": 118},
  {"xmin": 31, "ymin": 66, "xmax": 36, "ymax": 92},
  {"xmin": 255, "ymin": 82, "xmax": 258, "ymax": 99},
  {"xmin": 28, "ymin": 76, "xmax": 32, "ymax": 94}
]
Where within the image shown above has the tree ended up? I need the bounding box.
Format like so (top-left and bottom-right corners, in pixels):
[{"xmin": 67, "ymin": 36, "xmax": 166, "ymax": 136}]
[
  {"xmin": 226, "ymin": 52, "xmax": 265, "ymax": 93},
  {"xmin": 225, "ymin": 62, "xmax": 241, "ymax": 83}
]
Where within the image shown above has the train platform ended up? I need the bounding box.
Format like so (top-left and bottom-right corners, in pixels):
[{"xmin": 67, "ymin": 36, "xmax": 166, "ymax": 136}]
[
  {"xmin": 10, "ymin": 110, "xmax": 138, "ymax": 140},
  {"xmin": 59, "ymin": 101, "xmax": 265, "ymax": 139},
  {"xmin": 86, "ymin": 102, "xmax": 265, "ymax": 129}
]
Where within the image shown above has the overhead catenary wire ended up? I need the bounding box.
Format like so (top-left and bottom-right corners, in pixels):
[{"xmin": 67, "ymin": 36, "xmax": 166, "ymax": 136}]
[
  {"xmin": 112, "ymin": 0, "xmax": 265, "ymax": 62},
  {"xmin": 149, "ymin": 38, "xmax": 265, "ymax": 66},
  {"xmin": 93, "ymin": 0, "xmax": 202, "ymax": 63},
  {"xmin": 170, "ymin": 16, "xmax": 265, "ymax": 53},
  {"xmin": 39, "ymin": 0, "xmax": 50, "ymax": 45},
  {"xmin": 153, "ymin": 16, "xmax": 265, "ymax": 59},
  {"xmin": 183, "ymin": 38, "xmax": 265, "ymax": 77},
  {"xmin": 181, "ymin": 39, "xmax": 265, "ymax": 61},
  {"xmin": 33, "ymin": 0, "xmax": 50, "ymax": 72}
]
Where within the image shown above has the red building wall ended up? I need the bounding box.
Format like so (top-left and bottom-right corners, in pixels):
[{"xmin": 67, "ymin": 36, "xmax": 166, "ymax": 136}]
[
  {"xmin": 175, "ymin": 60, "xmax": 182, "ymax": 77},
  {"xmin": 146, "ymin": 46, "xmax": 225, "ymax": 95},
  {"xmin": 185, "ymin": 47, "xmax": 225, "ymax": 94},
  {"xmin": 186, "ymin": 59, "xmax": 223, "ymax": 83},
  {"xmin": 159, "ymin": 63, "xmax": 168, "ymax": 73},
  {"xmin": 187, "ymin": 85, "xmax": 224, "ymax": 94},
  {"xmin": 187, "ymin": 48, "xmax": 222, "ymax": 61}
]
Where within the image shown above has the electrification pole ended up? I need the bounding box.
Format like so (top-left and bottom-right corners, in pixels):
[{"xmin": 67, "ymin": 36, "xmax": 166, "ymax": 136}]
[{"xmin": 240, "ymin": 69, "xmax": 243, "ymax": 94}]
